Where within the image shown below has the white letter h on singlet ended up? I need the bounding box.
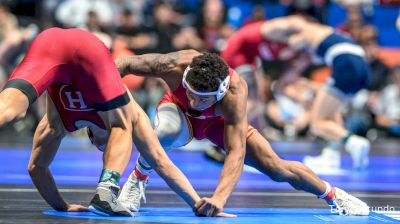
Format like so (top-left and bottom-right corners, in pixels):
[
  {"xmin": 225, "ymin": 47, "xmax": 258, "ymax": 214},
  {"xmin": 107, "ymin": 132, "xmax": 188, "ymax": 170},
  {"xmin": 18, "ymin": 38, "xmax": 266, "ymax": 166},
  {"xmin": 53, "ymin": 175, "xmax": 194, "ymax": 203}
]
[{"xmin": 65, "ymin": 91, "xmax": 88, "ymax": 109}]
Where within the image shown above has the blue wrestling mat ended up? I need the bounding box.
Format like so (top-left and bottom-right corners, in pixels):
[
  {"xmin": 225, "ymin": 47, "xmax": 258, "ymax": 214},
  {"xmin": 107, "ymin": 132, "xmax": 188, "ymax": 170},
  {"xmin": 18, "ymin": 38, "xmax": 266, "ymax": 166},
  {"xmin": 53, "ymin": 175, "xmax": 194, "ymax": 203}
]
[
  {"xmin": 43, "ymin": 207, "xmax": 399, "ymax": 224},
  {"xmin": 1, "ymin": 143, "xmax": 399, "ymax": 224},
  {"xmin": 1, "ymin": 148, "xmax": 400, "ymax": 191}
]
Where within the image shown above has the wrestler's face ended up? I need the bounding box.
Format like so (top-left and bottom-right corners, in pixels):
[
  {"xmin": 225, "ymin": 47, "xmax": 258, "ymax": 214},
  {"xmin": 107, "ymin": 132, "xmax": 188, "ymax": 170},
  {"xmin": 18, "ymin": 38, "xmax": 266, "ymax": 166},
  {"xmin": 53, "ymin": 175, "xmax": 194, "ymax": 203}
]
[{"xmin": 186, "ymin": 89, "xmax": 217, "ymax": 111}]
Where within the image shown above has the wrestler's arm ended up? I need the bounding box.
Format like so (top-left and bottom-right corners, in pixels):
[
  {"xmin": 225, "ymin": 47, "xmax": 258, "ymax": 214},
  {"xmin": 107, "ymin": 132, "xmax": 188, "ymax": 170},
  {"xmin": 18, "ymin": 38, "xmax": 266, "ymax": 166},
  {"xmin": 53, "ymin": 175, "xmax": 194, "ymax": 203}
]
[
  {"xmin": 260, "ymin": 17, "xmax": 292, "ymax": 41},
  {"xmin": 128, "ymin": 97, "xmax": 202, "ymax": 208},
  {"xmin": 28, "ymin": 96, "xmax": 88, "ymax": 212},
  {"xmin": 261, "ymin": 17, "xmax": 311, "ymax": 92},
  {"xmin": 194, "ymin": 74, "xmax": 248, "ymax": 216},
  {"xmin": 260, "ymin": 16, "xmax": 306, "ymax": 43},
  {"xmin": 115, "ymin": 49, "xmax": 201, "ymax": 79}
]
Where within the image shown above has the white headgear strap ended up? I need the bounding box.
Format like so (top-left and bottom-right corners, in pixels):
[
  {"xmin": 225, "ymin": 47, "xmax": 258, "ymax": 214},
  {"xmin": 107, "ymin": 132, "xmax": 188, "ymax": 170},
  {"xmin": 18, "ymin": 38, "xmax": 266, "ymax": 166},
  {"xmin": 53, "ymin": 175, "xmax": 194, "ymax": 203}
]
[{"xmin": 182, "ymin": 66, "xmax": 230, "ymax": 101}]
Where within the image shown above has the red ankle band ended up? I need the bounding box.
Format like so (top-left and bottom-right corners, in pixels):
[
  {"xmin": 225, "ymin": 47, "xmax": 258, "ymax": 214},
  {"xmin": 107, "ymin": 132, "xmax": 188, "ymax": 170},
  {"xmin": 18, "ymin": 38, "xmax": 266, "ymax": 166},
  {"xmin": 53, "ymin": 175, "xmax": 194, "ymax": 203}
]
[
  {"xmin": 324, "ymin": 187, "xmax": 336, "ymax": 201},
  {"xmin": 134, "ymin": 167, "xmax": 149, "ymax": 180}
]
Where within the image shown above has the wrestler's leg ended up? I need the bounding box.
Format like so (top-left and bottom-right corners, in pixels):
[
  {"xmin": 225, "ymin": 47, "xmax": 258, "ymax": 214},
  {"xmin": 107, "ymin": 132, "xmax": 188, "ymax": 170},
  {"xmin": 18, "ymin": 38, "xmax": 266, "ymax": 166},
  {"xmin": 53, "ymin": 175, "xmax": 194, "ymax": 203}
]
[
  {"xmin": 0, "ymin": 87, "xmax": 30, "ymax": 127},
  {"xmin": 244, "ymin": 130, "xmax": 369, "ymax": 215},
  {"xmin": 245, "ymin": 130, "xmax": 326, "ymax": 195}
]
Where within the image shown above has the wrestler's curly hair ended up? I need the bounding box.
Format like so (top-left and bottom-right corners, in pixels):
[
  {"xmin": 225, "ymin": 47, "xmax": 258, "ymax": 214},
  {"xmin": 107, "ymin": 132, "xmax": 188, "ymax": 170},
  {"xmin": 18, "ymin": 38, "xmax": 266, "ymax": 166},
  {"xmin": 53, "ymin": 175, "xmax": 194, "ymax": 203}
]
[{"xmin": 186, "ymin": 53, "xmax": 229, "ymax": 92}]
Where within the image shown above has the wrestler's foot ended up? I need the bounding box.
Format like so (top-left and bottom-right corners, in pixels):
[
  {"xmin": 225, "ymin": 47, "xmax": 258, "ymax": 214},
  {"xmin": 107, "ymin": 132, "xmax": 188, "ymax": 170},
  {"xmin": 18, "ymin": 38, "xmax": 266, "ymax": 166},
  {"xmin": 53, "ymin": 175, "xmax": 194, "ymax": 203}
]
[
  {"xmin": 118, "ymin": 173, "xmax": 148, "ymax": 212},
  {"xmin": 303, "ymin": 147, "xmax": 340, "ymax": 169},
  {"xmin": 89, "ymin": 181, "xmax": 133, "ymax": 217},
  {"xmin": 344, "ymin": 135, "xmax": 370, "ymax": 170},
  {"xmin": 327, "ymin": 188, "xmax": 369, "ymax": 216}
]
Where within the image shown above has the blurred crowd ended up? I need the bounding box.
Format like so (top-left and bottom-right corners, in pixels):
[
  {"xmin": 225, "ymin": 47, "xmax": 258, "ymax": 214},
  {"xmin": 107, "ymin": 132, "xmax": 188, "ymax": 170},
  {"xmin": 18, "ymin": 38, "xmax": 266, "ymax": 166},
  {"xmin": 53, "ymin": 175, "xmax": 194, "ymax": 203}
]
[{"xmin": 0, "ymin": 0, "xmax": 399, "ymax": 142}]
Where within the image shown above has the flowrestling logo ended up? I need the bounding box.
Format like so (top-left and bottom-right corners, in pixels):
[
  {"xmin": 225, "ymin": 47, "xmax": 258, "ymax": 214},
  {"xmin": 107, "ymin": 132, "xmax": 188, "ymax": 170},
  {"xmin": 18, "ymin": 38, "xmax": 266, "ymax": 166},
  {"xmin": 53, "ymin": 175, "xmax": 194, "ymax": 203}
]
[{"xmin": 330, "ymin": 205, "xmax": 396, "ymax": 215}]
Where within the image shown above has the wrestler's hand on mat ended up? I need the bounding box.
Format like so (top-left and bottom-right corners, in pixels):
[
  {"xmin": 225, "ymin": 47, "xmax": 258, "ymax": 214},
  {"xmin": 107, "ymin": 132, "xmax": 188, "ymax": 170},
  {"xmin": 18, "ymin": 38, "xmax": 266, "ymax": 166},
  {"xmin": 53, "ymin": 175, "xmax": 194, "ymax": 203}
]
[
  {"xmin": 66, "ymin": 204, "xmax": 90, "ymax": 212},
  {"xmin": 193, "ymin": 197, "xmax": 236, "ymax": 218}
]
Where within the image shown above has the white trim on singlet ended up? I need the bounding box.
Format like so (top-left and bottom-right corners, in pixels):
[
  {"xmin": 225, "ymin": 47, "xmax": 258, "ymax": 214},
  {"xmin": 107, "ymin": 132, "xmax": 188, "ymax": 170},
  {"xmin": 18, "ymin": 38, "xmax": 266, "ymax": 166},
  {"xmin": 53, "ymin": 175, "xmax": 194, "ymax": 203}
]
[{"xmin": 324, "ymin": 43, "xmax": 365, "ymax": 66}]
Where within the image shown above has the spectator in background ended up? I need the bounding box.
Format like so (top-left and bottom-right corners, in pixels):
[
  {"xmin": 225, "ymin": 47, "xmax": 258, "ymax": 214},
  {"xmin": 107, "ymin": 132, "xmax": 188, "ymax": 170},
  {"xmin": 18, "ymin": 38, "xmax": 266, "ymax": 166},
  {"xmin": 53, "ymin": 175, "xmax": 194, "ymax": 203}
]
[
  {"xmin": 111, "ymin": 39, "xmax": 145, "ymax": 92},
  {"xmin": 111, "ymin": 0, "xmax": 146, "ymax": 27},
  {"xmin": 148, "ymin": 2, "xmax": 182, "ymax": 53},
  {"xmin": 85, "ymin": 10, "xmax": 104, "ymax": 32},
  {"xmin": 397, "ymin": 9, "xmax": 400, "ymax": 31},
  {"xmin": 172, "ymin": 26, "xmax": 204, "ymax": 50},
  {"xmin": 162, "ymin": 0, "xmax": 194, "ymax": 17},
  {"xmin": 0, "ymin": 3, "xmax": 38, "ymax": 87},
  {"xmin": 85, "ymin": 10, "xmax": 112, "ymax": 49},
  {"xmin": 195, "ymin": 0, "xmax": 234, "ymax": 52},
  {"xmin": 38, "ymin": 0, "xmax": 60, "ymax": 28},
  {"xmin": 369, "ymin": 66, "xmax": 400, "ymax": 137},
  {"xmin": 0, "ymin": 4, "xmax": 18, "ymax": 54},
  {"xmin": 243, "ymin": 4, "xmax": 267, "ymax": 25},
  {"xmin": 345, "ymin": 25, "xmax": 391, "ymax": 137},
  {"xmin": 266, "ymin": 78, "xmax": 318, "ymax": 140},
  {"xmin": 359, "ymin": 25, "xmax": 390, "ymax": 92},
  {"xmin": 114, "ymin": 9, "xmax": 157, "ymax": 54},
  {"xmin": 0, "ymin": 3, "xmax": 19, "ymax": 87},
  {"xmin": 282, "ymin": 0, "xmax": 328, "ymax": 23},
  {"xmin": 336, "ymin": 5, "xmax": 365, "ymax": 41},
  {"xmin": 55, "ymin": 0, "xmax": 113, "ymax": 28}
]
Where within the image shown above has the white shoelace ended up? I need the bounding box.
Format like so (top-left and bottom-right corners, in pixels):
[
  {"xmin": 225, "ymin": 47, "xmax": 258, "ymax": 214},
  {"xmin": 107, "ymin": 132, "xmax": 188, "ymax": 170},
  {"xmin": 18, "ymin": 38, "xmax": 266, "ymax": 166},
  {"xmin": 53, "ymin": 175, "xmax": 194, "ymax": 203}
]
[
  {"xmin": 335, "ymin": 192, "xmax": 366, "ymax": 215},
  {"xmin": 126, "ymin": 178, "xmax": 147, "ymax": 203},
  {"xmin": 139, "ymin": 180, "xmax": 147, "ymax": 203}
]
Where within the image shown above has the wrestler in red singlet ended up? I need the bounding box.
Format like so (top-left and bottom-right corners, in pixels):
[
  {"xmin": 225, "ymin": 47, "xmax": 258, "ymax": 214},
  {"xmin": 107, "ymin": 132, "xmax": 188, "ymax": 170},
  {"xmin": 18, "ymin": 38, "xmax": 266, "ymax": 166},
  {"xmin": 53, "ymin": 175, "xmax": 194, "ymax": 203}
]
[
  {"xmin": 159, "ymin": 68, "xmax": 256, "ymax": 149},
  {"xmin": 221, "ymin": 21, "xmax": 298, "ymax": 69},
  {"xmin": 5, "ymin": 28, "xmax": 129, "ymax": 131}
]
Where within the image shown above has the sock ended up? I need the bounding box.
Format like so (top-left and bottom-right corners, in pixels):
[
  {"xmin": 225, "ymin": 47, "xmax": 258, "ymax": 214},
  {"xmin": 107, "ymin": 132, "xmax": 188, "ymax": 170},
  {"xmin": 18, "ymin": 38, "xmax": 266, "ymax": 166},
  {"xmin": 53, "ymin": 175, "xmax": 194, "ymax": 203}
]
[
  {"xmin": 341, "ymin": 132, "xmax": 353, "ymax": 146},
  {"xmin": 134, "ymin": 167, "xmax": 149, "ymax": 180},
  {"xmin": 327, "ymin": 141, "xmax": 340, "ymax": 151},
  {"xmin": 133, "ymin": 157, "xmax": 152, "ymax": 180},
  {"xmin": 99, "ymin": 169, "xmax": 121, "ymax": 185},
  {"xmin": 318, "ymin": 181, "xmax": 336, "ymax": 201}
]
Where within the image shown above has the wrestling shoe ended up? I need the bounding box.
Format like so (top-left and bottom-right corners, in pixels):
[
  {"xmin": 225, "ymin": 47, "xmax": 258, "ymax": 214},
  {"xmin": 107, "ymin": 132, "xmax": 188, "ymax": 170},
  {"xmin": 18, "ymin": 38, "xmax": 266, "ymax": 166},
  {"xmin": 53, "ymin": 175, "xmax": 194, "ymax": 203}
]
[
  {"xmin": 344, "ymin": 135, "xmax": 370, "ymax": 170},
  {"xmin": 118, "ymin": 174, "xmax": 148, "ymax": 212},
  {"xmin": 89, "ymin": 181, "xmax": 133, "ymax": 216},
  {"xmin": 303, "ymin": 147, "xmax": 340, "ymax": 169},
  {"xmin": 327, "ymin": 188, "xmax": 369, "ymax": 216}
]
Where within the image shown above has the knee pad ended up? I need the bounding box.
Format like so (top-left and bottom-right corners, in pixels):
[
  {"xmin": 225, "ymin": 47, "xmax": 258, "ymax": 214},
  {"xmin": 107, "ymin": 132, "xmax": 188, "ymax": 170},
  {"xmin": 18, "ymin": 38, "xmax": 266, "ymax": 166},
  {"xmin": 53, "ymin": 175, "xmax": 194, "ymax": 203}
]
[{"xmin": 154, "ymin": 103, "xmax": 192, "ymax": 149}]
